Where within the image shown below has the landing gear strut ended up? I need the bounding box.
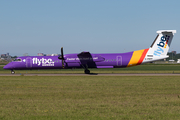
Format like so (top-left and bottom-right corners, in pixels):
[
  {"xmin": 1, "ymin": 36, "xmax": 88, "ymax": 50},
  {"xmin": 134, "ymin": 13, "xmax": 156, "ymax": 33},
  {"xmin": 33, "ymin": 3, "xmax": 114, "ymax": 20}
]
[
  {"xmin": 81, "ymin": 64, "xmax": 90, "ymax": 74},
  {"xmin": 84, "ymin": 69, "xmax": 90, "ymax": 74},
  {"xmin": 11, "ymin": 70, "xmax": 15, "ymax": 74}
]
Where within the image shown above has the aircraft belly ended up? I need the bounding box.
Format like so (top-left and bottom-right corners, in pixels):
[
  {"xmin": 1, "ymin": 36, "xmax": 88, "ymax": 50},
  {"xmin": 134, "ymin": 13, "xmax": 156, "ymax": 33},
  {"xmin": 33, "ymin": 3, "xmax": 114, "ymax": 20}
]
[
  {"xmin": 66, "ymin": 63, "xmax": 81, "ymax": 68},
  {"xmin": 97, "ymin": 66, "xmax": 113, "ymax": 68}
]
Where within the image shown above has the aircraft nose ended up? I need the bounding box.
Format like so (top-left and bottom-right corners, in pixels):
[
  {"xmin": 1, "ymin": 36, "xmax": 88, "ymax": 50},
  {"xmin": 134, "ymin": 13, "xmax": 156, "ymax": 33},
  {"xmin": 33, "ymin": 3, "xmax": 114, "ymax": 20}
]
[
  {"xmin": 3, "ymin": 63, "xmax": 13, "ymax": 70},
  {"xmin": 3, "ymin": 65, "xmax": 10, "ymax": 69}
]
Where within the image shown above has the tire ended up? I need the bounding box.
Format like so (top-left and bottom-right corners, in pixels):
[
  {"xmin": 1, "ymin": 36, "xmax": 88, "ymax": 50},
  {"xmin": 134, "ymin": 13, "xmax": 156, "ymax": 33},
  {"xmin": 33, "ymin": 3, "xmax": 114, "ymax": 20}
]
[{"xmin": 84, "ymin": 69, "xmax": 90, "ymax": 74}]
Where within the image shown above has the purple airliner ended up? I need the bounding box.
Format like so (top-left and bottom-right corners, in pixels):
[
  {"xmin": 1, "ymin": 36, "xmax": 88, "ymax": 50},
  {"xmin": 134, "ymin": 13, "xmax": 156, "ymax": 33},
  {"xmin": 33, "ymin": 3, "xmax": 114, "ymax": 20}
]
[{"xmin": 3, "ymin": 30, "xmax": 176, "ymax": 74}]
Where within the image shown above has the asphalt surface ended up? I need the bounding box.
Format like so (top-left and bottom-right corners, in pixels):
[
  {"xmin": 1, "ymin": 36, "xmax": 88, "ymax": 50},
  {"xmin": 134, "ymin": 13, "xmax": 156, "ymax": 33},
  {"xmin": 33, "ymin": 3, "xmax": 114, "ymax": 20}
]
[{"xmin": 0, "ymin": 73, "xmax": 180, "ymax": 76}]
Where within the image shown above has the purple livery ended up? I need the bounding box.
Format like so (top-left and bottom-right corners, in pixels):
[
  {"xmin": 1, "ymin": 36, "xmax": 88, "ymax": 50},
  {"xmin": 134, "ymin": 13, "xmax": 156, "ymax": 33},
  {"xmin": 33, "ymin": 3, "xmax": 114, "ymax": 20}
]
[{"xmin": 3, "ymin": 30, "xmax": 176, "ymax": 74}]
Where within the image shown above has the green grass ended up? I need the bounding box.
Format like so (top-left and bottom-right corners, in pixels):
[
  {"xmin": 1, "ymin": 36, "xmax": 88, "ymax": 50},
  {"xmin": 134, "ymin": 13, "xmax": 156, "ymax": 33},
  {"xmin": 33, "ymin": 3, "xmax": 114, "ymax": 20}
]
[
  {"xmin": 0, "ymin": 76, "xmax": 180, "ymax": 119},
  {"xmin": 1, "ymin": 64, "xmax": 180, "ymax": 74}
]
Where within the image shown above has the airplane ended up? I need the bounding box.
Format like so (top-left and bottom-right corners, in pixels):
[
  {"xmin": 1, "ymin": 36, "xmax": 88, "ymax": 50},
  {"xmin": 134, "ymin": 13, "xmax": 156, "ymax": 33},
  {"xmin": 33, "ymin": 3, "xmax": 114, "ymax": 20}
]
[{"xmin": 3, "ymin": 30, "xmax": 176, "ymax": 74}]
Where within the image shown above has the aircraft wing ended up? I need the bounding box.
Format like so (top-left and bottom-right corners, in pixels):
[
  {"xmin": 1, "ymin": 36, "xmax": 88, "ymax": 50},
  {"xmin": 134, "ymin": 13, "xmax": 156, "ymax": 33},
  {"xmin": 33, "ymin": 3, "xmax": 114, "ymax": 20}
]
[{"xmin": 77, "ymin": 51, "xmax": 105, "ymax": 62}]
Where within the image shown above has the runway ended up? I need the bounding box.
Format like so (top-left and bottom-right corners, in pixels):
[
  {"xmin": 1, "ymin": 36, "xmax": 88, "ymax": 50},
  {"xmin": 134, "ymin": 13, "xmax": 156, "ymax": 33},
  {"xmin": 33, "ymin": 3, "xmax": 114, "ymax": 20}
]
[{"xmin": 0, "ymin": 73, "xmax": 180, "ymax": 76}]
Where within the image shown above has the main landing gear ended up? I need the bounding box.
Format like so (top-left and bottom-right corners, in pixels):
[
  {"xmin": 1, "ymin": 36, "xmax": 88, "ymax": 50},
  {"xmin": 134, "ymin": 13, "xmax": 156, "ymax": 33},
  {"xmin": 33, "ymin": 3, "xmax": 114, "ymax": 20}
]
[
  {"xmin": 82, "ymin": 64, "xmax": 90, "ymax": 74},
  {"xmin": 84, "ymin": 69, "xmax": 90, "ymax": 74},
  {"xmin": 11, "ymin": 70, "xmax": 15, "ymax": 74}
]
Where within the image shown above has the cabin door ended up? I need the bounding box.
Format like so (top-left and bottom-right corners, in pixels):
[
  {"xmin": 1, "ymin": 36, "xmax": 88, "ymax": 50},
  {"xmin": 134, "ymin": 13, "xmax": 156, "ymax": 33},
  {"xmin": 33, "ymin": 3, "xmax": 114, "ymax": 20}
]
[
  {"xmin": 116, "ymin": 56, "xmax": 122, "ymax": 66},
  {"xmin": 26, "ymin": 57, "xmax": 32, "ymax": 68}
]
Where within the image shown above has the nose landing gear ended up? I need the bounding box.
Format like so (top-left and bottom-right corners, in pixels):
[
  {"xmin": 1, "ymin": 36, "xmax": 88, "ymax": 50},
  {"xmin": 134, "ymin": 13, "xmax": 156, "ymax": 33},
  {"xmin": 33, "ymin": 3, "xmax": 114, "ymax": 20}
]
[{"xmin": 11, "ymin": 70, "xmax": 15, "ymax": 74}]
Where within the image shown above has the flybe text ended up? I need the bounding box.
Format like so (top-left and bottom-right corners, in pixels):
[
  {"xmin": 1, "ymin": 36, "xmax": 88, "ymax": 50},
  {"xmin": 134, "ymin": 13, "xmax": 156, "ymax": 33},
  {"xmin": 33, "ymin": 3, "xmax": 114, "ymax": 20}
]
[
  {"xmin": 154, "ymin": 35, "xmax": 170, "ymax": 56},
  {"xmin": 32, "ymin": 58, "xmax": 54, "ymax": 66},
  {"xmin": 157, "ymin": 35, "xmax": 170, "ymax": 48}
]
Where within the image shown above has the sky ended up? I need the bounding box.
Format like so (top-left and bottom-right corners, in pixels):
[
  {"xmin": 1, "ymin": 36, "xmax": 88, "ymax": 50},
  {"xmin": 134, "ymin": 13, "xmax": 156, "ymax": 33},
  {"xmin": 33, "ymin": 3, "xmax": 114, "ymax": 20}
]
[{"xmin": 0, "ymin": 0, "xmax": 180, "ymax": 56}]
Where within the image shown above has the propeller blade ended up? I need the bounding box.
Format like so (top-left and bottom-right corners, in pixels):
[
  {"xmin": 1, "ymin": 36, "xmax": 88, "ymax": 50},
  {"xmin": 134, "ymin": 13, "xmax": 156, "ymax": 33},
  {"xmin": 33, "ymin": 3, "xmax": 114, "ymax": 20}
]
[
  {"xmin": 58, "ymin": 47, "xmax": 65, "ymax": 68},
  {"xmin": 62, "ymin": 59, "xmax": 64, "ymax": 68},
  {"xmin": 61, "ymin": 47, "xmax": 64, "ymax": 59}
]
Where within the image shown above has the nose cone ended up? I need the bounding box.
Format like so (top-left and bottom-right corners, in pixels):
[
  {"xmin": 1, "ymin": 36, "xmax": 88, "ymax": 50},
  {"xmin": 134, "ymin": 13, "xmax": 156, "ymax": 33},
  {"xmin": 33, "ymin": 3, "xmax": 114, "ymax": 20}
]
[
  {"xmin": 3, "ymin": 63, "xmax": 13, "ymax": 70},
  {"xmin": 3, "ymin": 65, "xmax": 10, "ymax": 69}
]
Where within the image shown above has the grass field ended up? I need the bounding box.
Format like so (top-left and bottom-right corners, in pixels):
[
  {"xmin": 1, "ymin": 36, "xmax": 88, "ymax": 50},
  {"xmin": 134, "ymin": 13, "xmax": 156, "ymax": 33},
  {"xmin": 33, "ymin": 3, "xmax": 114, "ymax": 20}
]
[
  {"xmin": 1, "ymin": 64, "xmax": 180, "ymax": 74},
  {"xmin": 0, "ymin": 76, "xmax": 180, "ymax": 120}
]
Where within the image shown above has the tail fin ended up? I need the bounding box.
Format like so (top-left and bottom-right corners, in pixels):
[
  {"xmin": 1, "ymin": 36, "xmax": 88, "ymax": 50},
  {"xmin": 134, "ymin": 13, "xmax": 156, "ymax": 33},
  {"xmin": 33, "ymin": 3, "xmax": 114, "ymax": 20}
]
[{"xmin": 144, "ymin": 30, "xmax": 176, "ymax": 62}]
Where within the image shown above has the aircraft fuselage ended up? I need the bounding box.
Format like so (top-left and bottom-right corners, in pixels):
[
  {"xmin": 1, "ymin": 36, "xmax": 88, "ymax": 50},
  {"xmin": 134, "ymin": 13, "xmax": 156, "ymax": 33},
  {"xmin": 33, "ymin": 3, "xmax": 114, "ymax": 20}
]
[
  {"xmin": 4, "ymin": 51, "xmax": 143, "ymax": 70},
  {"xmin": 3, "ymin": 30, "xmax": 176, "ymax": 74}
]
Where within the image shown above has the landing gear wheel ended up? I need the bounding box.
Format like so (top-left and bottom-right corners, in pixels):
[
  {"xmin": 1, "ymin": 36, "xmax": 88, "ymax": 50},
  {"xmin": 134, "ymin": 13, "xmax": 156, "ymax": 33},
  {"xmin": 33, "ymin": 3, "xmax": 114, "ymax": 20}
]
[
  {"xmin": 11, "ymin": 71, "xmax": 15, "ymax": 74},
  {"xmin": 84, "ymin": 69, "xmax": 90, "ymax": 74}
]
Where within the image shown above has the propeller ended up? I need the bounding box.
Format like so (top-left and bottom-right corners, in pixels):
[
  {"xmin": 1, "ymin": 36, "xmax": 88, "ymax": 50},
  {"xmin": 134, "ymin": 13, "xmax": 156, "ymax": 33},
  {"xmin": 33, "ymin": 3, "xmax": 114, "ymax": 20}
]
[{"xmin": 58, "ymin": 47, "xmax": 65, "ymax": 68}]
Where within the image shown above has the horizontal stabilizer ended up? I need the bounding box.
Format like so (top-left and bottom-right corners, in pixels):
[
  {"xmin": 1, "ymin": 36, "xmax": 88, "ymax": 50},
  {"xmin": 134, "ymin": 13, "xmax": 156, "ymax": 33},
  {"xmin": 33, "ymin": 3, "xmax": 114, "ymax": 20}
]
[{"xmin": 157, "ymin": 30, "xmax": 176, "ymax": 34}]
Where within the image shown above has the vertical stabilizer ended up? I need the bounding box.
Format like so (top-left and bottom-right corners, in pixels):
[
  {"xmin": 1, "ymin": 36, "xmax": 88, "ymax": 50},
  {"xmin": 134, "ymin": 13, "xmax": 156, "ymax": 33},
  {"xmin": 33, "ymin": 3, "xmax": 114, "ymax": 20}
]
[{"xmin": 143, "ymin": 30, "xmax": 176, "ymax": 63}]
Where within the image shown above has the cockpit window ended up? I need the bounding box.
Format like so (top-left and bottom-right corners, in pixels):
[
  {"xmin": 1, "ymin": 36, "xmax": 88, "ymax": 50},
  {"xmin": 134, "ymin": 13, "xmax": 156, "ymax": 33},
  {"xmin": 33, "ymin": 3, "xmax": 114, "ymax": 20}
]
[{"xmin": 14, "ymin": 58, "xmax": 22, "ymax": 62}]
